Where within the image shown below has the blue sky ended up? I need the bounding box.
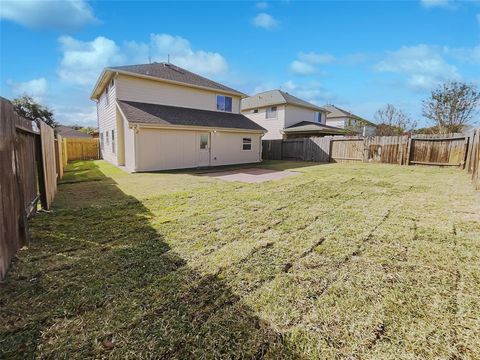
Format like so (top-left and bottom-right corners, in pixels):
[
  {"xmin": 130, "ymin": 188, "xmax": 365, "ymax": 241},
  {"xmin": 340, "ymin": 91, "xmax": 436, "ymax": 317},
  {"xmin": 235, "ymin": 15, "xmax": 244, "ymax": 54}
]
[{"xmin": 1, "ymin": 0, "xmax": 479, "ymax": 127}]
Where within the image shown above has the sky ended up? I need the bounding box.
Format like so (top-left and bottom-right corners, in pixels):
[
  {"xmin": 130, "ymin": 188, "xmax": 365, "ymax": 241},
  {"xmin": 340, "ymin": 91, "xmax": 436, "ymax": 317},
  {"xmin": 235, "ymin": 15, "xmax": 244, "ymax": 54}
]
[{"xmin": 1, "ymin": 0, "xmax": 479, "ymax": 128}]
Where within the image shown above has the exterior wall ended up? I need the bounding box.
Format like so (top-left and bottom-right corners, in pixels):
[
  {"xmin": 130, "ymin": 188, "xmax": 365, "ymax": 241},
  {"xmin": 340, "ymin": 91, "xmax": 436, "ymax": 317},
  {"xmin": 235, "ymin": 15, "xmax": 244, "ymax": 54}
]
[
  {"xmin": 98, "ymin": 79, "xmax": 118, "ymax": 164},
  {"xmin": 116, "ymin": 74, "xmax": 242, "ymax": 113},
  {"xmin": 284, "ymin": 105, "xmax": 326, "ymax": 127},
  {"xmin": 241, "ymin": 105, "xmax": 286, "ymax": 140},
  {"xmin": 135, "ymin": 128, "xmax": 262, "ymax": 172},
  {"xmin": 325, "ymin": 117, "xmax": 347, "ymax": 129},
  {"xmin": 210, "ymin": 131, "xmax": 262, "ymax": 166},
  {"xmin": 123, "ymin": 116, "xmax": 136, "ymax": 172}
]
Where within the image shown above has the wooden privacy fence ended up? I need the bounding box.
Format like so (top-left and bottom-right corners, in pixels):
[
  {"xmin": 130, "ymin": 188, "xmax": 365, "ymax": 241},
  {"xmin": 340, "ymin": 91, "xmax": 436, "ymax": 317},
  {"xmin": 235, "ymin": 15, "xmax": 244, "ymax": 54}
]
[
  {"xmin": 264, "ymin": 133, "xmax": 471, "ymax": 167},
  {"xmin": 263, "ymin": 130, "xmax": 480, "ymax": 189},
  {"xmin": 63, "ymin": 137, "xmax": 100, "ymax": 162},
  {"xmin": 0, "ymin": 97, "xmax": 60, "ymax": 280}
]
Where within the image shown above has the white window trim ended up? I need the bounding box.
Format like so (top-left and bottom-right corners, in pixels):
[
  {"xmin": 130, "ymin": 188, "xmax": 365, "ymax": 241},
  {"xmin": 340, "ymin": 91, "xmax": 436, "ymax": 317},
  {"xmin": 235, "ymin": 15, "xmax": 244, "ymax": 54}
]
[
  {"xmin": 242, "ymin": 137, "xmax": 252, "ymax": 151},
  {"xmin": 216, "ymin": 94, "xmax": 233, "ymax": 113},
  {"xmin": 266, "ymin": 106, "xmax": 277, "ymax": 119}
]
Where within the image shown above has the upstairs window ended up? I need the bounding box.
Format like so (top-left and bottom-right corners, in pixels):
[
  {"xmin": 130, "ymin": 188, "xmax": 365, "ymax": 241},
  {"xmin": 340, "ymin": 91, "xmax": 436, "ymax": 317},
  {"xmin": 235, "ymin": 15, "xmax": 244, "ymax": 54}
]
[
  {"xmin": 242, "ymin": 137, "xmax": 252, "ymax": 150},
  {"xmin": 315, "ymin": 112, "xmax": 322, "ymax": 123},
  {"xmin": 266, "ymin": 106, "xmax": 277, "ymax": 119},
  {"xmin": 106, "ymin": 131, "xmax": 110, "ymax": 145},
  {"xmin": 100, "ymin": 132, "xmax": 104, "ymax": 150},
  {"xmin": 105, "ymin": 87, "xmax": 109, "ymax": 106},
  {"xmin": 217, "ymin": 95, "xmax": 232, "ymax": 112},
  {"xmin": 252, "ymin": 109, "xmax": 258, "ymax": 114}
]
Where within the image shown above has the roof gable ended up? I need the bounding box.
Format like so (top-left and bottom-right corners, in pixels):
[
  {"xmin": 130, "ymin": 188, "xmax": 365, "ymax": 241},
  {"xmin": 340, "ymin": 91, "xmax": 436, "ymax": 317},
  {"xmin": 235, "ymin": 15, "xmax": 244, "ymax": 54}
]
[
  {"xmin": 323, "ymin": 105, "xmax": 376, "ymax": 126},
  {"xmin": 241, "ymin": 89, "xmax": 327, "ymax": 112},
  {"xmin": 91, "ymin": 63, "xmax": 246, "ymax": 100}
]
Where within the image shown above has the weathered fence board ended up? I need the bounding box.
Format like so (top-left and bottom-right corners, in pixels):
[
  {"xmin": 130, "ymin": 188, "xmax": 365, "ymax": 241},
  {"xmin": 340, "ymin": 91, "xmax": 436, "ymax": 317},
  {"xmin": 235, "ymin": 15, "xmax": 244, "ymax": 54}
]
[
  {"xmin": 39, "ymin": 121, "xmax": 57, "ymax": 209},
  {"xmin": 0, "ymin": 98, "xmax": 38, "ymax": 279},
  {"xmin": 330, "ymin": 138, "xmax": 364, "ymax": 163},
  {"xmin": 54, "ymin": 135, "xmax": 64, "ymax": 180},
  {"xmin": 65, "ymin": 137, "xmax": 100, "ymax": 161},
  {"xmin": 409, "ymin": 137, "xmax": 467, "ymax": 167}
]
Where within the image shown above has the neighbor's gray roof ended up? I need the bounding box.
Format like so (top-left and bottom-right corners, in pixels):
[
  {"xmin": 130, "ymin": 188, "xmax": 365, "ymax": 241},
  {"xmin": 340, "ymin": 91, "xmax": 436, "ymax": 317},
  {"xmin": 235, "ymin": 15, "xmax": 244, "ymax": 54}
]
[
  {"xmin": 117, "ymin": 100, "xmax": 266, "ymax": 131},
  {"xmin": 241, "ymin": 90, "xmax": 328, "ymax": 112},
  {"xmin": 55, "ymin": 125, "xmax": 93, "ymax": 138},
  {"xmin": 108, "ymin": 63, "xmax": 246, "ymax": 96},
  {"xmin": 323, "ymin": 105, "xmax": 375, "ymax": 126},
  {"xmin": 283, "ymin": 121, "xmax": 347, "ymax": 134}
]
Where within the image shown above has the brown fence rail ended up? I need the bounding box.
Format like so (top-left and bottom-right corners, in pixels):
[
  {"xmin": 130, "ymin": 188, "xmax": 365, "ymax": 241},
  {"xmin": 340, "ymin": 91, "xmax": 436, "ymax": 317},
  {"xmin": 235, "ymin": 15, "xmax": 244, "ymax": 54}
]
[
  {"xmin": 64, "ymin": 138, "xmax": 100, "ymax": 161},
  {"xmin": 0, "ymin": 97, "xmax": 58, "ymax": 280}
]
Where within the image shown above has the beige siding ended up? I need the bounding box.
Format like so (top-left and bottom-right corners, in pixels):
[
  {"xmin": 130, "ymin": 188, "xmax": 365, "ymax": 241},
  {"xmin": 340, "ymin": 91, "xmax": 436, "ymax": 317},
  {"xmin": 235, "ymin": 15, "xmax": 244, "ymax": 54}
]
[
  {"xmin": 116, "ymin": 74, "xmax": 242, "ymax": 113},
  {"xmin": 135, "ymin": 128, "xmax": 261, "ymax": 172},
  {"xmin": 123, "ymin": 115, "xmax": 136, "ymax": 172},
  {"xmin": 285, "ymin": 105, "xmax": 326, "ymax": 127},
  {"xmin": 326, "ymin": 118, "xmax": 347, "ymax": 128},
  {"xmin": 98, "ymin": 80, "xmax": 118, "ymax": 164},
  {"xmin": 241, "ymin": 105, "xmax": 286, "ymax": 140},
  {"xmin": 210, "ymin": 132, "xmax": 262, "ymax": 166}
]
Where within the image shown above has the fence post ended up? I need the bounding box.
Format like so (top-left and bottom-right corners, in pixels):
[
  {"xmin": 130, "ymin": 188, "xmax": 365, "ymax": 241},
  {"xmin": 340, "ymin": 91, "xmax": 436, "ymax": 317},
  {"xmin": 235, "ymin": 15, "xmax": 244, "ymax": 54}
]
[{"xmin": 406, "ymin": 137, "xmax": 413, "ymax": 165}]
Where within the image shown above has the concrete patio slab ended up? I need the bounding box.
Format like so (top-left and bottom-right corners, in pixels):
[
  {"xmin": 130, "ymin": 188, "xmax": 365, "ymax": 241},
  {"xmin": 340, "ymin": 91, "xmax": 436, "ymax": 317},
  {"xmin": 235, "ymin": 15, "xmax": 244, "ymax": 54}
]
[{"xmin": 201, "ymin": 167, "xmax": 300, "ymax": 183}]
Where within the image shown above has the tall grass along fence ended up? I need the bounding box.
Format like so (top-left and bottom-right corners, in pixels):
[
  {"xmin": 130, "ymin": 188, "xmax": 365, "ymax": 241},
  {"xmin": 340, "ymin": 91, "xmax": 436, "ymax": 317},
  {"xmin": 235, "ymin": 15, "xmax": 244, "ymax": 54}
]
[
  {"xmin": 0, "ymin": 97, "xmax": 63, "ymax": 280},
  {"xmin": 263, "ymin": 129, "xmax": 480, "ymax": 189}
]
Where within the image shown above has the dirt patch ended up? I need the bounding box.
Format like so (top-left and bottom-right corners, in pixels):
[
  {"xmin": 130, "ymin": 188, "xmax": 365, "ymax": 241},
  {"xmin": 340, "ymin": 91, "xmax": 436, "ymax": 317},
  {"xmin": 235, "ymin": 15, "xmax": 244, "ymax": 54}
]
[{"xmin": 201, "ymin": 168, "xmax": 301, "ymax": 183}]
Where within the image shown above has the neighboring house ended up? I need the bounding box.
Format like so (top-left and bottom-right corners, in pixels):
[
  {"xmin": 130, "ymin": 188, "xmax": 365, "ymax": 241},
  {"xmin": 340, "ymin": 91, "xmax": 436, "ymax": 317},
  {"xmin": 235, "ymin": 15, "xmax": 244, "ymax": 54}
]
[
  {"xmin": 55, "ymin": 125, "xmax": 93, "ymax": 138},
  {"xmin": 90, "ymin": 63, "xmax": 265, "ymax": 172},
  {"xmin": 323, "ymin": 105, "xmax": 376, "ymax": 136},
  {"xmin": 241, "ymin": 90, "xmax": 345, "ymax": 140}
]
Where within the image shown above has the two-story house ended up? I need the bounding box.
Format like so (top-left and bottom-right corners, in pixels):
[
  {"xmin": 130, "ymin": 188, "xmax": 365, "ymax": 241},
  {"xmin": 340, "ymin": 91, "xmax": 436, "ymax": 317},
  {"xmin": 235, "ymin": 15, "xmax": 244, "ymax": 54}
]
[
  {"xmin": 241, "ymin": 90, "xmax": 345, "ymax": 140},
  {"xmin": 90, "ymin": 63, "xmax": 265, "ymax": 172},
  {"xmin": 323, "ymin": 104, "xmax": 376, "ymax": 136}
]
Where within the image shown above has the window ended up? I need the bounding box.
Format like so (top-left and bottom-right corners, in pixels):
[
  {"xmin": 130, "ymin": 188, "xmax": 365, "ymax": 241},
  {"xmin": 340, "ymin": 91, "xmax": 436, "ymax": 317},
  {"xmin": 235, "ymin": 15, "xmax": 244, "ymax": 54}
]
[
  {"xmin": 242, "ymin": 137, "xmax": 252, "ymax": 150},
  {"xmin": 216, "ymin": 95, "xmax": 232, "ymax": 112},
  {"xmin": 110, "ymin": 79, "xmax": 115, "ymax": 88},
  {"xmin": 252, "ymin": 109, "xmax": 258, "ymax": 114},
  {"xmin": 106, "ymin": 131, "xmax": 110, "ymax": 145},
  {"xmin": 105, "ymin": 87, "xmax": 109, "ymax": 106},
  {"xmin": 100, "ymin": 132, "xmax": 104, "ymax": 150},
  {"xmin": 111, "ymin": 130, "xmax": 115, "ymax": 154},
  {"xmin": 266, "ymin": 106, "xmax": 277, "ymax": 119},
  {"xmin": 315, "ymin": 112, "xmax": 322, "ymax": 123},
  {"xmin": 199, "ymin": 134, "xmax": 208, "ymax": 149}
]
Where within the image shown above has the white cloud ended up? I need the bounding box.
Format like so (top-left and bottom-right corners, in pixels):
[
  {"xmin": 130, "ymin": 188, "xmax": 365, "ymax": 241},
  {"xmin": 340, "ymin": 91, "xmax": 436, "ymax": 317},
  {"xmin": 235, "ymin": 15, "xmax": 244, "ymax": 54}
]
[
  {"xmin": 53, "ymin": 104, "xmax": 97, "ymax": 126},
  {"xmin": 58, "ymin": 36, "xmax": 125, "ymax": 86},
  {"xmin": 7, "ymin": 77, "xmax": 48, "ymax": 101},
  {"xmin": 280, "ymin": 80, "xmax": 334, "ymax": 105},
  {"xmin": 298, "ymin": 52, "xmax": 336, "ymax": 64},
  {"xmin": 290, "ymin": 60, "xmax": 317, "ymax": 75},
  {"xmin": 374, "ymin": 44, "xmax": 460, "ymax": 90},
  {"xmin": 0, "ymin": 0, "xmax": 97, "ymax": 30},
  {"xmin": 290, "ymin": 52, "xmax": 335, "ymax": 75},
  {"xmin": 420, "ymin": 0, "xmax": 452, "ymax": 8},
  {"xmin": 127, "ymin": 34, "xmax": 228, "ymax": 76},
  {"xmin": 256, "ymin": 2, "xmax": 268, "ymax": 9},
  {"xmin": 252, "ymin": 13, "xmax": 279, "ymax": 30}
]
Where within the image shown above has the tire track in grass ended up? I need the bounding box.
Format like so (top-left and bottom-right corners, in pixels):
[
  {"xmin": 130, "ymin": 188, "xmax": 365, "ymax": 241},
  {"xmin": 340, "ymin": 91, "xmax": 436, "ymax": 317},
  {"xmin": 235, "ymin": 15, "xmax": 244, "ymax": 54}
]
[{"xmin": 449, "ymin": 223, "xmax": 461, "ymax": 360}]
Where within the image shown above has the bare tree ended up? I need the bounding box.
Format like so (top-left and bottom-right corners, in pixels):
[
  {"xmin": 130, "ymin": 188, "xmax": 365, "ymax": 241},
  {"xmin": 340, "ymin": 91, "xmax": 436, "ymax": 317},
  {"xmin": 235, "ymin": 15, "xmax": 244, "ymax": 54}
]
[
  {"xmin": 422, "ymin": 81, "xmax": 480, "ymax": 134},
  {"xmin": 374, "ymin": 104, "xmax": 417, "ymax": 135}
]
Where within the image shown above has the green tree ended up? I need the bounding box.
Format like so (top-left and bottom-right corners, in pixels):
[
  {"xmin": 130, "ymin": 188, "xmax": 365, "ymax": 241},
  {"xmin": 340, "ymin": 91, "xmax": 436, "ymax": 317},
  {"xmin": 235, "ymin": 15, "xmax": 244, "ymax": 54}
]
[
  {"xmin": 11, "ymin": 95, "xmax": 57, "ymax": 127},
  {"xmin": 422, "ymin": 81, "xmax": 480, "ymax": 134}
]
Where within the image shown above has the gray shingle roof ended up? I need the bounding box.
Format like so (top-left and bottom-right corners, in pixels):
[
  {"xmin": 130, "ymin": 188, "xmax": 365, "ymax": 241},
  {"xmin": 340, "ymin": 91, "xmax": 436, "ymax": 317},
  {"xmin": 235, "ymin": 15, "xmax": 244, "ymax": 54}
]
[
  {"xmin": 117, "ymin": 100, "xmax": 266, "ymax": 131},
  {"xmin": 56, "ymin": 125, "xmax": 93, "ymax": 138},
  {"xmin": 283, "ymin": 121, "xmax": 346, "ymax": 134},
  {"xmin": 323, "ymin": 105, "xmax": 376, "ymax": 126},
  {"xmin": 241, "ymin": 90, "xmax": 328, "ymax": 112},
  {"xmin": 109, "ymin": 63, "xmax": 246, "ymax": 96}
]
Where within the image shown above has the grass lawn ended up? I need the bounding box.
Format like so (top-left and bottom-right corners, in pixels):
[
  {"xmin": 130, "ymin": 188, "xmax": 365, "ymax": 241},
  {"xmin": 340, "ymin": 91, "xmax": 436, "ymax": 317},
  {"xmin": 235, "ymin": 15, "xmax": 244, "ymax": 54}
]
[{"xmin": 1, "ymin": 160, "xmax": 479, "ymax": 359}]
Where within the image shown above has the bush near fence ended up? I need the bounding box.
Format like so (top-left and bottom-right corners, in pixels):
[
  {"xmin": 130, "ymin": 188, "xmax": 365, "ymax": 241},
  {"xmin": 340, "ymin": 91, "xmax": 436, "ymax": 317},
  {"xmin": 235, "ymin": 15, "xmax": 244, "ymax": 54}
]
[{"xmin": 262, "ymin": 129, "xmax": 480, "ymax": 189}]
